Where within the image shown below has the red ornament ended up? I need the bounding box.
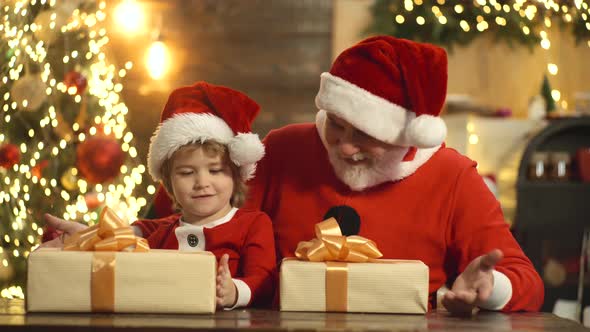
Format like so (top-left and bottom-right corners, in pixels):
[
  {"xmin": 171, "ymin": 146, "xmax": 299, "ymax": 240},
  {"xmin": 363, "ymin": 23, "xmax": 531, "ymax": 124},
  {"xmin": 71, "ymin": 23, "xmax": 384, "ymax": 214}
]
[
  {"xmin": 91, "ymin": 124, "xmax": 105, "ymax": 135},
  {"xmin": 76, "ymin": 136, "xmax": 125, "ymax": 184},
  {"xmin": 84, "ymin": 192, "xmax": 102, "ymax": 210},
  {"xmin": 32, "ymin": 159, "xmax": 49, "ymax": 178},
  {"xmin": 0, "ymin": 143, "xmax": 20, "ymax": 169},
  {"xmin": 64, "ymin": 71, "xmax": 88, "ymax": 94}
]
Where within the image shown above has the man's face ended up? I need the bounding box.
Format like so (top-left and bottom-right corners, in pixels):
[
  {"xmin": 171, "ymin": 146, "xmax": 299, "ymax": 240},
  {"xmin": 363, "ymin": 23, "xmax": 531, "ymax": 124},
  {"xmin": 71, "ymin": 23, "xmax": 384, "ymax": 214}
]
[
  {"xmin": 324, "ymin": 113, "xmax": 392, "ymax": 163},
  {"xmin": 323, "ymin": 113, "xmax": 409, "ymax": 191}
]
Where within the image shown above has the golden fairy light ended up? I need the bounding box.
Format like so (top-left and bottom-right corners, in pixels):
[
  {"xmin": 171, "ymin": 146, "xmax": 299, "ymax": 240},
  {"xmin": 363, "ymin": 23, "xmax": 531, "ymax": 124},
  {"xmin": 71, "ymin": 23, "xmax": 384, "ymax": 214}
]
[
  {"xmin": 389, "ymin": 0, "xmax": 590, "ymax": 111},
  {"xmin": 1, "ymin": 0, "xmax": 151, "ymax": 298}
]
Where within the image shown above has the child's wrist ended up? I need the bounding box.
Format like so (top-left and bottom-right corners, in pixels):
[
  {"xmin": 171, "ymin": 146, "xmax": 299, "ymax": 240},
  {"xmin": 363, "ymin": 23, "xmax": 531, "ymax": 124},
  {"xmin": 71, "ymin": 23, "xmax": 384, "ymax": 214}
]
[
  {"xmin": 222, "ymin": 282, "xmax": 238, "ymax": 308},
  {"xmin": 228, "ymin": 283, "xmax": 238, "ymax": 308}
]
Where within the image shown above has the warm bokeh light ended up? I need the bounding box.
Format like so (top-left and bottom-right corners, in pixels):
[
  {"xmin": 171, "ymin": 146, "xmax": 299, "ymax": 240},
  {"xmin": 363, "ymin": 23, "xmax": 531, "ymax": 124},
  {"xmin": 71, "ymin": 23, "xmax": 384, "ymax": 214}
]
[
  {"xmin": 146, "ymin": 40, "xmax": 169, "ymax": 80},
  {"xmin": 373, "ymin": 0, "xmax": 590, "ymax": 112},
  {"xmin": 1, "ymin": 0, "xmax": 150, "ymax": 299},
  {"xmin": 114, "ymin": 0, "xmax": 144, "ymax": 33}
]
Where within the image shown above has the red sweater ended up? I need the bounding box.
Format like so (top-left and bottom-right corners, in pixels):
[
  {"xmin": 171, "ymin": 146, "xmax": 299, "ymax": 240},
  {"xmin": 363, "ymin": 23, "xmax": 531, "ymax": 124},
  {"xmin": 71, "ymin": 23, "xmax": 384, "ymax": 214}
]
[
  {"xmin": 242, "ymin": 123, "xmax": 543, "ymax": 312},
  {"xmin": 133, "ymin": 209, "xmax": 276, "ymax": 307}
]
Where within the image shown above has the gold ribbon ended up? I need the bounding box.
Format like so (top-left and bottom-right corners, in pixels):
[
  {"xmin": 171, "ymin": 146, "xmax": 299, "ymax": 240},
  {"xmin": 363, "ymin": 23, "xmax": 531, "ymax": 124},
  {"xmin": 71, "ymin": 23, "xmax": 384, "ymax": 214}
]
[
  {"xmin": 63, "ymin": 207, "xmax": 149, "ymax": 252},
  {"xmin": 325, "ymin": 261, "xmax": 348, "ymax": 312},
  {"xmin": 294, "ymin": 218, "xmax": 383, "ymax": 311},
  {"xmin": 91, "ymin": 252, "xmax": 116, "ymax": 312},
  {"xmin": 63, "ymin": 207, "xmax": 149, "ymax": 312},
  {"xmin": 294, "ymin": 217, "xmax": 382, "ymax": 262}
]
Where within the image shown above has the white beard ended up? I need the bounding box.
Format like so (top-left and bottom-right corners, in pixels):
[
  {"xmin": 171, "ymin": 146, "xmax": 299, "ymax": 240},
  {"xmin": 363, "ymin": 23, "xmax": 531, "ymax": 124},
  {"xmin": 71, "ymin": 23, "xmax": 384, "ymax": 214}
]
[
  {"xmin": 326, "ymin": 145, "xmax": 409, "ymax": 191},
  {"xmin": 315, "ymin": 110, "xmax": 442, "ymax": 190}
]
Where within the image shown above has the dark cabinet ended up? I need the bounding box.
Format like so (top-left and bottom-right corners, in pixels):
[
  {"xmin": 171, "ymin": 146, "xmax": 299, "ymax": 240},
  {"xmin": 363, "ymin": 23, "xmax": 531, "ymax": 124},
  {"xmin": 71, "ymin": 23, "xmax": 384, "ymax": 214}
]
[{"xmin": 514, "ymin": 117, "xmax": 590, "ymax": 313}]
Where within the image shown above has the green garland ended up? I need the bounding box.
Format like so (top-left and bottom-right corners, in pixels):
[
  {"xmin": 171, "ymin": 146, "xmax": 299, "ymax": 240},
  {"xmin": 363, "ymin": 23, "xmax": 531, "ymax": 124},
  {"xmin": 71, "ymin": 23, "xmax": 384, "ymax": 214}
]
[{"xmin": 366, "ymin": 0, "xmax": 590, "ymax": 51}]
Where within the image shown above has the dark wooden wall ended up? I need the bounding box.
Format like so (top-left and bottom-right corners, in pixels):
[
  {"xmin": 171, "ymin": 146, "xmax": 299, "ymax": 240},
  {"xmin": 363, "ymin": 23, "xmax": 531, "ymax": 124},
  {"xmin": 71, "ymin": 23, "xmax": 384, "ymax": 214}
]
[{"xmin": 109, "ymin": 0, "xmax": 333, "ymax": 162}]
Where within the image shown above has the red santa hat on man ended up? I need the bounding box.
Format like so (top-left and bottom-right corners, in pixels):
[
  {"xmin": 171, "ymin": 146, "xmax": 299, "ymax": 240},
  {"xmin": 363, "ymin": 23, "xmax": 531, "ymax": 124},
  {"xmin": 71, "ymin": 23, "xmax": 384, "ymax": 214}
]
[
  {"xmin": 315, "ymin": 36, "xmax": 447, "ymax": 150},
  {"xmin": 148, "ymin": 81, "xmax": 264, "ymax": 182}
]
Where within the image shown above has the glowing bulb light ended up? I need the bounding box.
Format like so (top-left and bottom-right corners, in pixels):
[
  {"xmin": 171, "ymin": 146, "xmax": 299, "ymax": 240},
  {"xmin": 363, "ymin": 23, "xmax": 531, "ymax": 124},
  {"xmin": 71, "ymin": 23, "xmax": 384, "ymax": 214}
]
[
  {"xmin": 113, "ymin": 0, "xmax": 144, "ymax": 33},
  {"xmin": 145, "ymin": 40, "xmax": 169, "ymax": 80}
]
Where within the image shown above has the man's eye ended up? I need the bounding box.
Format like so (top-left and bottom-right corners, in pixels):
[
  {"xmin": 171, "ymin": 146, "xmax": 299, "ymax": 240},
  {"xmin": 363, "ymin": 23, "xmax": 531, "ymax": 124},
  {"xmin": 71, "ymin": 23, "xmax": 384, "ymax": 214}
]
[
  {"xmin": 328, "ymin": 118, "xmax": 344, "ymax": 129},
  {"xmin": 354, "ymin": 130, "xmax": 372, "ymax": 141}
]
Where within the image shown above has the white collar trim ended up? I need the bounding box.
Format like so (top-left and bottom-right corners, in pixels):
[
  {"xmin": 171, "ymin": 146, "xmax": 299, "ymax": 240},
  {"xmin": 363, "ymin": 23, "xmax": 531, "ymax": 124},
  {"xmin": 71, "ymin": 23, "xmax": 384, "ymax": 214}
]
[{"xmin": 179, "ymin": 207, "xmax": 238, "ymax": 229}]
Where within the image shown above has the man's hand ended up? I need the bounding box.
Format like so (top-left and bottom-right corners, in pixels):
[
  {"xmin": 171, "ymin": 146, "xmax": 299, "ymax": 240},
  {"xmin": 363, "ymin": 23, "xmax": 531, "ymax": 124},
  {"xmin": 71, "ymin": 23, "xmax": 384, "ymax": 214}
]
[
  {"xmin": 442, "ymin": 249, "xmax": 503, "ymax": 315},
  {"xmin": 216, "ymin": 254, "xmax": 237, "ymax": 309},
  {"xmin": 38, "ymin": 214, "xmax": 88, "ymax": 249}
]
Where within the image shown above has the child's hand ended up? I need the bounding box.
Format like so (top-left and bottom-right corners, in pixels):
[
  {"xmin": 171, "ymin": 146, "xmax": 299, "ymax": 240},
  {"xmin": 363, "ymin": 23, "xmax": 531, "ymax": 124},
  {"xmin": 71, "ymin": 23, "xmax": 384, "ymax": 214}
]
[
  {"xmin": 38, "ymin": 214, "xmax": 88, "ymax": 249},
  {"xmin": 216, "ymin": 254, "xmax": 237, "ymax": 309}
]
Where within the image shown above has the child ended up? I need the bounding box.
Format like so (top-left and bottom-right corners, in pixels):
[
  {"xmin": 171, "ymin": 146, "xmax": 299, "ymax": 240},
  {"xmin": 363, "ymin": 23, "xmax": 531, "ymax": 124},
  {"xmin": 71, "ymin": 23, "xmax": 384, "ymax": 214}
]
[{"xmin": 43, "ymin": 82, "xmax": 276, "ymax": 310}]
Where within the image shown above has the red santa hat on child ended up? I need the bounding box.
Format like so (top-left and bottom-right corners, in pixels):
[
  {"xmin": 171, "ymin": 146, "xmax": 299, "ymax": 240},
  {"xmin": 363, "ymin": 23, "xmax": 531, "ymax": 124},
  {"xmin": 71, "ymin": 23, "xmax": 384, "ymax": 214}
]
[
  {"xmin": 148, "ymin": 82, "xmax": 264, "ymax": 182},
  {"xmin": 315, "ymin": 36, "xmax": 447, "ymax": 149}
]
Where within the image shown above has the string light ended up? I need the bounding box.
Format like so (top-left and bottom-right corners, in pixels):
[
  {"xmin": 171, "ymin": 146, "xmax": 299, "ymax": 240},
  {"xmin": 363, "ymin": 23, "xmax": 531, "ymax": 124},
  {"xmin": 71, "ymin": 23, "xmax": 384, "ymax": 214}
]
[
  {"xmin": 385, "ymin": 0, "xmax": 590, "ymax": 112},
  {"xmin": 1, "ymin": 1, "xmax": 151, "ymax": 298}
]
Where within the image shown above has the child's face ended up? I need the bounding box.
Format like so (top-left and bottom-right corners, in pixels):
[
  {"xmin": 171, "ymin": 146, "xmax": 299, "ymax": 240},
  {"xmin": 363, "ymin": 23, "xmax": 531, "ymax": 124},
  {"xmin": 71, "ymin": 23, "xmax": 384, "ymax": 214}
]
[{"xmin": 170, "ymin": 145, "xmax": 234, "ymax": 225}]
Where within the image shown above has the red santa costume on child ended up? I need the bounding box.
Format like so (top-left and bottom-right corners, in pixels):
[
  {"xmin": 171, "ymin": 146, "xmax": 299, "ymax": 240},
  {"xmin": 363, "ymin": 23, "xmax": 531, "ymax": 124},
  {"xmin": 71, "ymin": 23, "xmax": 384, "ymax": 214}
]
[{"xmin": 133, "ymin": 82, "xmax": 276, "ymax": 308}]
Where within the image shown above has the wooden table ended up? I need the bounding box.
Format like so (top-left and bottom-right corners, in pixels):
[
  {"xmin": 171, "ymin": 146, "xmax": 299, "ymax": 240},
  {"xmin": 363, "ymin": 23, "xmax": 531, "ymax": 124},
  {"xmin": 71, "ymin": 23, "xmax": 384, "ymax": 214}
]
[{"xmin": 1, "ymin": 299, "xmax": 588, "ymax": 331}]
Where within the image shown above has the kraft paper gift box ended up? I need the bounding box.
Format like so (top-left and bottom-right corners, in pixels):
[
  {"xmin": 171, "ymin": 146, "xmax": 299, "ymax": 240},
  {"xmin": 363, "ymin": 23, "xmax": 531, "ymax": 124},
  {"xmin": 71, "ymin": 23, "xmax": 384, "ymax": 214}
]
[
  {"xmin": 280, "ymin": 218, "xmax": 429, "ymax": 314},
  {"xmin": 27, "ymin": 249, "xmax": 216, "ymax": 314},
  {"xmin": 26, "ymin": 207, "xmax": 216, "ymax": 314},
  {"xmin": 280, "ymin": 259, "xmax": 429, "ymax": 314}
]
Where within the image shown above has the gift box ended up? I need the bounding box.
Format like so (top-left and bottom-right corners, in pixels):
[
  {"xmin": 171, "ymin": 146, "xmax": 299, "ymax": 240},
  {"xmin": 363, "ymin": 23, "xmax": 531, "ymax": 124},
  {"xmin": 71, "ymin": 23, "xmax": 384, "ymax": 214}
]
[
  {"xmin": 26, "ymin": 207, "xmax": 216, "ymax": 314},
  {"xmin": 27, "ymin": 249, "xmax": 216, "ymax": 313},
  {"xmin": 280, "ymin": 259, "xmax": 428, "ymax": 314},
  {"xmin": 280, "ymin": 217, "xmax": 428, "ymax": 314}
]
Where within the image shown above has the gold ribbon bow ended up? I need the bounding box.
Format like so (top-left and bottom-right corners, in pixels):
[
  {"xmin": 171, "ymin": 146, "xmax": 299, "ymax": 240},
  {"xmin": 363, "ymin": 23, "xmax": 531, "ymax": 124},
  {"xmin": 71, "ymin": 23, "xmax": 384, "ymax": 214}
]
[
  {"xmin": 294, "ymin": 217, "xmax": 382, "ymax": 262},
  {"xmin": 293, "ymin": 218, "xmax": 383, "ymax": 312},
  {"xmin": 63, "ymin": 206, "xmax": 149, "ymax": 312},
  {"xmin": 64, "ymin": 206, "xmax": 149, "ymax": 252}
]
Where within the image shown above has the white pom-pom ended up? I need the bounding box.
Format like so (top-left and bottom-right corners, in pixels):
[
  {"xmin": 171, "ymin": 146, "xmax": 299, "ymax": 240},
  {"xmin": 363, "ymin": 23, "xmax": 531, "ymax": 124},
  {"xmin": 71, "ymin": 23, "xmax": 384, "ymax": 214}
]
[
  {"xmin": 240, "ymin": 164, "xmax": 257, "ymax": 181},
  {"xmin": 228, "ymin": 133, "xmax": 265, "ymax": 167},
  {"xmin": 405, "ymin": 115, "xmax": 447, "ymax": 148}
]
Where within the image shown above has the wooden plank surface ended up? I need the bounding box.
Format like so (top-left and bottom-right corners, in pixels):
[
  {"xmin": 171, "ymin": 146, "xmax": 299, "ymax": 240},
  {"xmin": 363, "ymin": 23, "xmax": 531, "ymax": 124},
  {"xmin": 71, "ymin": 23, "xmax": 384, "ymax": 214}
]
[{"xmin": 1, "ymin": 299, "xmax": 588, "ymax": 331}]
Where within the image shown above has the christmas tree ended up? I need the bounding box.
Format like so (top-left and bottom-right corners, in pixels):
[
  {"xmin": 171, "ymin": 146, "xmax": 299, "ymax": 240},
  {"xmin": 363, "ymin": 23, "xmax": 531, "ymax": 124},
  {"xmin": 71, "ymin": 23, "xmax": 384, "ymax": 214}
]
[
  {"xmin": 541, "ymin": 74, "xmax": 556, "ymax": 114},
  {"xmin": 0, "ymin": 0, "xmax": 154, "ymax": 298}
]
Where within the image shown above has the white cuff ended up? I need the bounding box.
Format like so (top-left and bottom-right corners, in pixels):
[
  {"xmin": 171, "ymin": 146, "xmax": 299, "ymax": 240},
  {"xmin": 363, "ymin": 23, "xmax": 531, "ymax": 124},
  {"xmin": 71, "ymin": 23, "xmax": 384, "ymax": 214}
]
[
  {"xmin": 479, "ymin": 270, "xmax": 513, "ymax": 310},
  {"xmin": 224, "ymin": 278, "xmax": 251, "ymax": 310}
]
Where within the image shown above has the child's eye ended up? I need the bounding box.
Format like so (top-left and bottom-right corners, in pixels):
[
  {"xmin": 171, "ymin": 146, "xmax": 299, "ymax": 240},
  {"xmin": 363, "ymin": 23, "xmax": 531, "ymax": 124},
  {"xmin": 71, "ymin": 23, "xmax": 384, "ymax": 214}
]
[
  {"xmin": 178, "ymin": 170, "xmax": 193, "ymax": 176},
  {"xmin": 210, "ymin": 168, "xmax": 223, "ymax": 174}
]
